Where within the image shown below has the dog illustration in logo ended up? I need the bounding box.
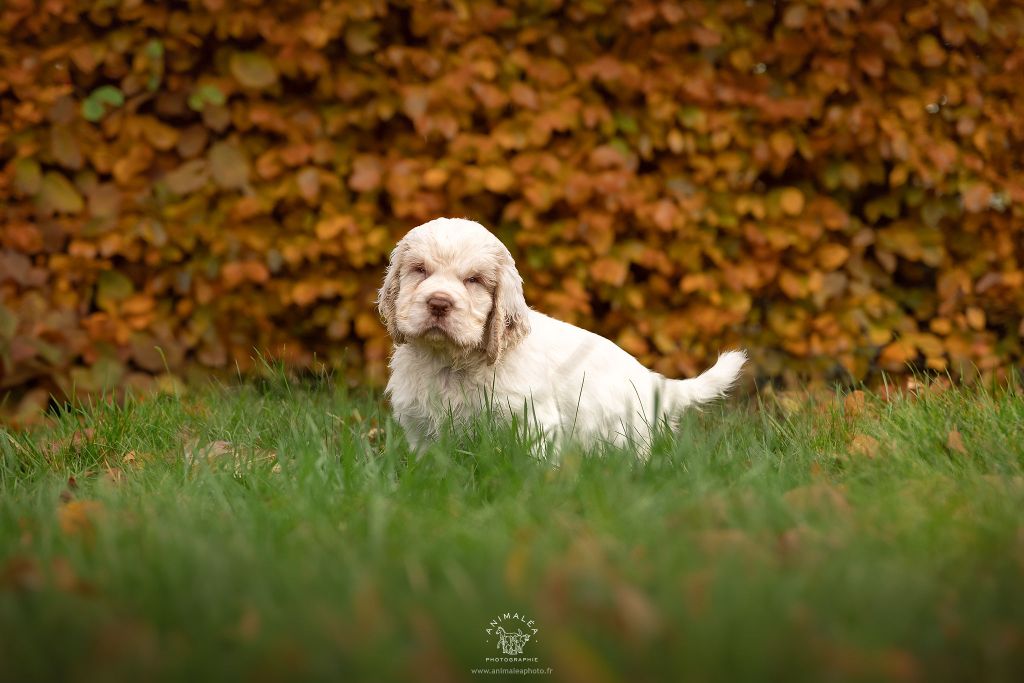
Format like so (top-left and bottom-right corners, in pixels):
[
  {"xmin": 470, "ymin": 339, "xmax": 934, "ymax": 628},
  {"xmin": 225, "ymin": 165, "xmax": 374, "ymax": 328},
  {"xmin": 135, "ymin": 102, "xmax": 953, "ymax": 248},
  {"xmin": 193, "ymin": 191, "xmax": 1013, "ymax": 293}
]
[{"xmin": 495, "ymin": 626, "xmax": 531, "ymax": 655}]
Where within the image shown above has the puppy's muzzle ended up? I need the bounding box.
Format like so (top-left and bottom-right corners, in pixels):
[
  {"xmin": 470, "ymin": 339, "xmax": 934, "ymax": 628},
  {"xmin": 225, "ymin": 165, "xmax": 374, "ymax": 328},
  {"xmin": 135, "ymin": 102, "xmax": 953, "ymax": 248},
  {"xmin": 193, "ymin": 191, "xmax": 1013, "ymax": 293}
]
[{"xmin": 426, "ymin": 294, "xmax": 454, "ymax": 318}]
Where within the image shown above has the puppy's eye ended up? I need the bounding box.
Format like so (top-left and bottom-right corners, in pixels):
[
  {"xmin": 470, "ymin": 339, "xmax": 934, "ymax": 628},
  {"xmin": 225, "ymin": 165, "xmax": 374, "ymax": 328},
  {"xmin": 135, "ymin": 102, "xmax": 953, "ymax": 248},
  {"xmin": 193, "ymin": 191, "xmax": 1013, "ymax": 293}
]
[
  {"xmin": 465, "ymin": 276, "xmax": 479, "ymax": 285},
  {"xmin": 412, "ymin": 264, "xmax": 426, "ymax": 275}
]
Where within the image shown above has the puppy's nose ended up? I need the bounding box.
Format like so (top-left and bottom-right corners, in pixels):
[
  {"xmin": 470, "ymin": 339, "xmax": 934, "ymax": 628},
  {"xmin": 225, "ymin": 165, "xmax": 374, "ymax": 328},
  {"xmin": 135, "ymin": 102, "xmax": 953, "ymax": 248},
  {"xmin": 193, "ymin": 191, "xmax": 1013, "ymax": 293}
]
[{"xmin": 427, "ymin": 294, "xmax": 454, "ymax": 317}]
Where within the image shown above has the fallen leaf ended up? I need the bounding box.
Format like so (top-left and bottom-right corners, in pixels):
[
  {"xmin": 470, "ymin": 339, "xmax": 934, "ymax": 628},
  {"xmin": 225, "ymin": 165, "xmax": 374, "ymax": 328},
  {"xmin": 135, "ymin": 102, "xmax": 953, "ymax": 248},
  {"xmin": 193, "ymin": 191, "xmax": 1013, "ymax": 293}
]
[
  {"xmin": 234, "ymin": 607, "xmax": 262, "ymax": 640},
  {"xmin": 103, "ymin": 465, "xmax": 124, "ymax": 484},
  {"xmin": 57, "ymin": 499, "xmax": 104, "ymax": 539},
  {"xmin": 615, "ymin": 582, "xmax": 661, "ymax": 639},
  {"xmin": 784, "ymin": 483, "xmax": 851, "ymax": 515},
  {"xmin": 843, "ymin": 390, "xmax": 866, "ymax": 417},
  {"xmin": 50, "ymin": 556, "xmax": 94, "ymax": 595},
  {"xmin": 946, "ymin": 428, "xmax": 967, "ymax": 455},
  {"xmin": 0, "ymin": 555, "xmax": 42, "ymax": 591},
  {"xmin": 850, "ymin": 434, "xmax": 880, "ymax": 458}
]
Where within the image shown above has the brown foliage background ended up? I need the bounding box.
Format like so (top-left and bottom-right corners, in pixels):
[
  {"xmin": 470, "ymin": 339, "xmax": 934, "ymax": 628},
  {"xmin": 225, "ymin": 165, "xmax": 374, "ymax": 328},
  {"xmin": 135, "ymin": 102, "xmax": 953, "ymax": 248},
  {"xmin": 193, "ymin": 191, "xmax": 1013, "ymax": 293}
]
[{"xmin": 2, "ymin": 0, "xmax": 1023, "ymax": 421}]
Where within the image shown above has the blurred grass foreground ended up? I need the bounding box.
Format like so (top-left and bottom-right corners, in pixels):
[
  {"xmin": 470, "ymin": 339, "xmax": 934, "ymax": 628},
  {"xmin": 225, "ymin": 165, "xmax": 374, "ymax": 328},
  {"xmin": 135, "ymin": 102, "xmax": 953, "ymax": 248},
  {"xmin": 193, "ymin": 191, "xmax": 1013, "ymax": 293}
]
[{"xmin": 1, "ymin": 369, "xmax": 1022, "ymax": 681}]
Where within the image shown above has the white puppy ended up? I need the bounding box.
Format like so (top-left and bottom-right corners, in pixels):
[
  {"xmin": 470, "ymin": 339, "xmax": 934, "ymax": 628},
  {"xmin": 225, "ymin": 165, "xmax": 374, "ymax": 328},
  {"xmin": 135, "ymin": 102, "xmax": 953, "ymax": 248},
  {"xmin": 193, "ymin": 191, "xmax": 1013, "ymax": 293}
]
[{"xmin": 377, "ymin": 217, "xmax": 746, "ymax": 454}]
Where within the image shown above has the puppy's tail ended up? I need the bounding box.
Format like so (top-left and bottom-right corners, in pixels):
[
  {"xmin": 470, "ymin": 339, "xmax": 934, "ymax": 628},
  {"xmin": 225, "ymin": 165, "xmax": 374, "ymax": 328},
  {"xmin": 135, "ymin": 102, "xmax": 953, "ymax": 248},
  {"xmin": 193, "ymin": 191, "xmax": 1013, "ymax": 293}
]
[{"xmin": 668, "ymin": 350, "xmax": 747, "ymax": 409}]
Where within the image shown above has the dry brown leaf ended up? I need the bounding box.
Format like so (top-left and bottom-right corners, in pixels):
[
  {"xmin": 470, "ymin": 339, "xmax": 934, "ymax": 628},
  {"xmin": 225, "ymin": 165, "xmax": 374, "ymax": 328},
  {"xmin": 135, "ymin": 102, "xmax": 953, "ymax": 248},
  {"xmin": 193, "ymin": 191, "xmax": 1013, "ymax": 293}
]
[
  {"xmin": 850, "ymin": 434, "xmax": 880, "ymax": 458},
  {"xmin": 164, "ymin": 159, "xmax": 209, "ymax": 195},
  {"xmin": 946, "ymin": 428, "xmax": 968, "ymax": 455},
  {"xmin": 1, "ymin": 555, "xmax": 43, "ymax": 592},
  {"xmin": 843, "ymin": 390, "xmax": 867, "ymax": 417},
  {"xmin": 208, "ymin": 142, "xmax": 250, "ymax": 190},
  {"xmin": 230, "ymin": 52, "xmax": 278, "ymax": 89}
]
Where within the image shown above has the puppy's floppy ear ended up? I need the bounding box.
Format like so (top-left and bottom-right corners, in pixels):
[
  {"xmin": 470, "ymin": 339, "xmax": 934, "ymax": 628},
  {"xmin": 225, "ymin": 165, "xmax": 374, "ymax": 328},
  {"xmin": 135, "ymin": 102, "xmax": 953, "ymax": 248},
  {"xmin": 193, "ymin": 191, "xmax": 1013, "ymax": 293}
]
[
  {"xmin": 377, "ymin": 241, "xmax": 408, "ymax": 343},
  {"xmin": 484, "ymin": 250, "xmax": 530, "ymax": 365}
]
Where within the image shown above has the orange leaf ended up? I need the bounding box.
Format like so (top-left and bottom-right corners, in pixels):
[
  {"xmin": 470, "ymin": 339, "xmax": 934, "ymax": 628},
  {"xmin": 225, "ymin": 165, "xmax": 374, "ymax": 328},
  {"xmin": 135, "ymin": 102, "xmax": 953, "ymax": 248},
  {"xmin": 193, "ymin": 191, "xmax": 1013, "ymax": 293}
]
[
  {"xmin": 316, "ymin": 215, "xmax": 353, "ymax": 240},
  {"xmin": 482, "ymin": 166, "xmax": 515, "ymax": 193},
  {"xmin": 422, "ymin": 168, "xmax": 448, "ymax": 188},
  {"xmin": 817, "ymin": 244, "xmax": 849, "ymax": 270},
  {"xmin": 962, "ymin": 183, "xmax": 992, "ymax": 213},
  {"xmin": 590, "ymin": 257, "xmax": 628, "ymax": 286},
  {"xmin": 779, "ymin": 187, "xmax": 805, "ymax": 216},
  {"xmin": 965, "ymin": 307, "xmax": 985, "ymax": 330}
]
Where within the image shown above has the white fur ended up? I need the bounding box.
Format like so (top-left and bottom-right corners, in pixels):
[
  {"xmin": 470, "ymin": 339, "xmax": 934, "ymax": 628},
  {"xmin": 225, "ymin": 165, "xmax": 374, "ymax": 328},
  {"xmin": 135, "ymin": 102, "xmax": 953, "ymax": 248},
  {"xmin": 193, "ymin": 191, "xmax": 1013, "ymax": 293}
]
[{"xmin": 378, "ymin": 218, "xmax": 747, "ymax": 455}]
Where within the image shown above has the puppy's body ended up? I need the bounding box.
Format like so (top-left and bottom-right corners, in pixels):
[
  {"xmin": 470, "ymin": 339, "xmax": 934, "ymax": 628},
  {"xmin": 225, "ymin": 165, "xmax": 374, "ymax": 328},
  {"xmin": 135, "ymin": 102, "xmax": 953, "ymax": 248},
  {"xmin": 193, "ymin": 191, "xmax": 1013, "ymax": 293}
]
[
  {"xmin": 379, "ymin": 218, "xmax": 746, "ymax": 453},
  {"xmin": 388, "ymin": 310, "xmax": 745, "ymax": 450}
]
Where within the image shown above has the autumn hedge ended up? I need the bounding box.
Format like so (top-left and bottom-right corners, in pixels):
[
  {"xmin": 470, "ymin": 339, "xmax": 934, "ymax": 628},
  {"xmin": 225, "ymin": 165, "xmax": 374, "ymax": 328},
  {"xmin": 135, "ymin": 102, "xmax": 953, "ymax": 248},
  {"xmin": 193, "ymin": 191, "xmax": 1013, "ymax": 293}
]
[{"xmin": 1, "ymin": 0, "xmax": 1023, "ymax": 421}]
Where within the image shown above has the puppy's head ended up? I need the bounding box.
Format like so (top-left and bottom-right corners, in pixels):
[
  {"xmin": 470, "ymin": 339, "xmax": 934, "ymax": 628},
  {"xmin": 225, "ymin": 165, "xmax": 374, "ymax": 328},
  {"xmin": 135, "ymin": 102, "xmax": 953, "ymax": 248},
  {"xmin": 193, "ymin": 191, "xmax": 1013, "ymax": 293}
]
[{"xmin": 377, "ymin": 218, "xmax": 530, "ymax": 364}]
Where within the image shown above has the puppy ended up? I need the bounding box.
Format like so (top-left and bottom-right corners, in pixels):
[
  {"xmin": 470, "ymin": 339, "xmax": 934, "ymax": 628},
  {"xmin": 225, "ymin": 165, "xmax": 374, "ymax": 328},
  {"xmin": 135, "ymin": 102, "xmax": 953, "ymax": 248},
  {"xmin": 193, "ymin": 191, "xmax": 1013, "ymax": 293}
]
[{"xmin": 377, "ymin": 217, "xmax": 746, "ymax": 454}]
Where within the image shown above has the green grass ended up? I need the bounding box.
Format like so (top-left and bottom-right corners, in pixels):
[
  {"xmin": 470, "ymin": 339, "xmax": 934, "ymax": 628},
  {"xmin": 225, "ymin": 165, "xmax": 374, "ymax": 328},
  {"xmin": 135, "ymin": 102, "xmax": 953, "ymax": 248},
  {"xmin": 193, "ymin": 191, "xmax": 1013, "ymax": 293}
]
[{"xmin": 1, "ymin": 371, "xmax": 1022, "ymax": 682}]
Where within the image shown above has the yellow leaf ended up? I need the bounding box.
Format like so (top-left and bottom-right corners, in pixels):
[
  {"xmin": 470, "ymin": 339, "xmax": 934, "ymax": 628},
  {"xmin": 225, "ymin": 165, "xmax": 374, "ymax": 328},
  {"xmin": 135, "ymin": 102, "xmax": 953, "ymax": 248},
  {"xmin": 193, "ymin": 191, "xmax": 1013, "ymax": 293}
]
[
  {"xmin": 917, "ymin": 35, "xmax": 946, "ymax": 67},
  {"xmin": 930, "ymin": 318, "xmax": 952, "ymax": 336},
  {"xmin": 38, "ymin": 172, "xmax": 84, "ymax": 214},
  {"xmin": 779, "ymin": 187, "xmax": 805, "ymax": 216},
  {"xmin": 482, "ymin": 166, "xmax": 515, "ymax": 193},
  {"xmin": 292, "ymin": 281, "xmax": 319, "ymax": 306},
  {"xmin": 769, "ymin": 130, "xmax": 795, "ymax": 160},
  {"xmin": 778, "ymin": 270, "xmax": 806, "ymax": 298},
  {"xmin": 422, "ymin": 168, "xmax": 448, "ymax": 188},
  {"xmin": 316, "ymin": 215, "xmax": 352, "ymax": 240},
  {"xmin": 816, "ymin": 244, "xmax": 849, "ymax": 270},
  {"xmin": 879, "ymin": 339, "xmax": 916, "ymax": 369},
  {"xmin": 965, "ymin": 307, "xmax": 985, "ymax": 330}
]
